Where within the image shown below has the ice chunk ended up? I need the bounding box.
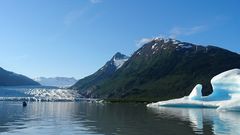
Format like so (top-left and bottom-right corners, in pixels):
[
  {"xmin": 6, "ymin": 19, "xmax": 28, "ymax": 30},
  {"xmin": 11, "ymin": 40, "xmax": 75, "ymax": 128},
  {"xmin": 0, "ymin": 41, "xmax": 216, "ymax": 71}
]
[
  {"xmin": 189, "ymin": 84, "xmax": 202, "ymax": 100},
  {"xmin": 147, "ymin": 69, "xmax": 240, "ymax": 111},
  {"xmin": 217, "ymin": 95, "xmax": 240, "ymax": 111},
  {"xmin": 211, "ymin": 69, "xmax": 240, "ymax": 92},
  {"xmin": 205, "ymin": 69, "xmax": 240, "ymax": 101}
]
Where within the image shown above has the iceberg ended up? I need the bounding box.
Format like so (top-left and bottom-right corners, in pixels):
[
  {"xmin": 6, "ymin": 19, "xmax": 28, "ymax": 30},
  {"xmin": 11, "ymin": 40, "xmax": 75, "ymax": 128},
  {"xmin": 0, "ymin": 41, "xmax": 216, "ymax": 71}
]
[{"xmin": 147, "ymin": 69, "xmax": 240, "ymax": 111}]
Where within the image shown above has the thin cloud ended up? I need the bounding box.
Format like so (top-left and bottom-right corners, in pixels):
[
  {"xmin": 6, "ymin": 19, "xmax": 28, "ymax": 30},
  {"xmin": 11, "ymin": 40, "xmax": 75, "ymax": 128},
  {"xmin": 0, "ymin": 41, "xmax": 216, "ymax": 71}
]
[
  {"xmin": 136, "ymin": 38, "xmax": 153, "ymax": 48},
  {"xmin": 135, "ymin": 35, "xmax": 167, "ymax": 48},
  {"xmin": 169, "ymin": 25, "xmax": 206, "ymax": 38},
  {"xmin": 89, "ymin": 0, "xmax": 103, "ymax": 4},
  {"xmin": 135, "ymin": 25, "xmax": 206, "ymax": 48}
]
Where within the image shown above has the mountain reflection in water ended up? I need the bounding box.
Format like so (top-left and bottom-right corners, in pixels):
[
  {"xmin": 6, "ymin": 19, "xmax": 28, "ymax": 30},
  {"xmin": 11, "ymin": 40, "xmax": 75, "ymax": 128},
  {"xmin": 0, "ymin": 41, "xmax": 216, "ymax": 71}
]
[{"xmin": 0, "ymin": 102, "xmax": 240, "ymax": 135}]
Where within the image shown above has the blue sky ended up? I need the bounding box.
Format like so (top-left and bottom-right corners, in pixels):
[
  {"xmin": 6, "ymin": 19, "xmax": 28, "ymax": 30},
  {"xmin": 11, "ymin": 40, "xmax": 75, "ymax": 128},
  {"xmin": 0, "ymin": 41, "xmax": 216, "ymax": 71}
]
[{"xmin": 0, "ymin": 0, "xmax": 239, "ymax": 79}]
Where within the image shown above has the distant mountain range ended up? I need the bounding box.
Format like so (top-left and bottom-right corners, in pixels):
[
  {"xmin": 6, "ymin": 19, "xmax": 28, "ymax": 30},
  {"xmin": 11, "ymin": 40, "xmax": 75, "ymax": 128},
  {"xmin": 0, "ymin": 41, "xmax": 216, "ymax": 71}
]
[
  {"xmin": 0, "ymin": 67, "xmax": 40, "ymax": 86},
  {"xmin": 34, "ymin": 77, "xmax": 77, "ymax": 87},
  {"xmin": 71, "ymin": 38, "xmax": 240, "ymax": 102}
]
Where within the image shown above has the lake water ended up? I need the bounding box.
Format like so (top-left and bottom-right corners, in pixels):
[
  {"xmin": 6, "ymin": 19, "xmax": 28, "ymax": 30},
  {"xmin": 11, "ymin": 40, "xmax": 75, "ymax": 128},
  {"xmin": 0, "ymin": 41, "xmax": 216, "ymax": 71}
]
[{"xmin": 1, "ymin": 101, "xmax": 240, "ymax": 135}]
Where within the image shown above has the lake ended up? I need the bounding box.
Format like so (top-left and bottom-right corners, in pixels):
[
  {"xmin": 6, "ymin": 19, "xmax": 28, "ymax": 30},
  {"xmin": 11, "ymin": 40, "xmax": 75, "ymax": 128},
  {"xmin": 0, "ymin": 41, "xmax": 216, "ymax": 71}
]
[{"xmin": 1, "ymin": 101, "xmax": 240, "ymax": 135}]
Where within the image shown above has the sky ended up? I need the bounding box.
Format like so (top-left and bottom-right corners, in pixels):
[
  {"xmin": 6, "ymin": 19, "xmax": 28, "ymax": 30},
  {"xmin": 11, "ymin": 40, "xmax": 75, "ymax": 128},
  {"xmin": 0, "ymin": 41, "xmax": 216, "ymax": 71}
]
[{"xmin": 0, "ymin": 0, "xmax": 239, "ymax": 79}]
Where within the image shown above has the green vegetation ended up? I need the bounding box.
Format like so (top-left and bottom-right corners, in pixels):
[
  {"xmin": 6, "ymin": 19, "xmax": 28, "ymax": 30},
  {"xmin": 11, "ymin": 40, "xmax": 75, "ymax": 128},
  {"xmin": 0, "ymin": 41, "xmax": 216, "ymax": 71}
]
[{"xmin": 72, "ymin": 39, "xmax": 240, "ymax": 102}]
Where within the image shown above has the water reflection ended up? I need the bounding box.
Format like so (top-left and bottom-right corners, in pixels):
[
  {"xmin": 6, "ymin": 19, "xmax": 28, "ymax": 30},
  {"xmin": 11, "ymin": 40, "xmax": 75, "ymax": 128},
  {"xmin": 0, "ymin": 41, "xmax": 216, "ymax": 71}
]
[
  {"xmin": 0, "ymin": 101, "xmax": 100, "ymax": 135},
  {"xmin": 0, "ymin": 102, "xmax": 197, "ymax": 135},
  {"xmin": 148, "ymin": 107, "xmax": 240, "ymax": 135},
  {"xmin": 1, "ymin": 102, "xmax": 240, "ymax": 135},
  {"xmin": 70, "ymin": 103, "xmax": 201, "ymax": 135}
]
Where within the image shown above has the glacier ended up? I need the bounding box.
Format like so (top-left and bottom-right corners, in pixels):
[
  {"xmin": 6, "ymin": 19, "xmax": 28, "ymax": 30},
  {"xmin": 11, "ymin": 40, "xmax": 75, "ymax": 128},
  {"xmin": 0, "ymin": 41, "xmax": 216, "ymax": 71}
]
[
  {"xmin": 0, "ymin": 86, "xmax": 84, "ymax": 101},
  {"xmin": 147, "ymin": 69, "xmax": 240, "ymax": 111}
]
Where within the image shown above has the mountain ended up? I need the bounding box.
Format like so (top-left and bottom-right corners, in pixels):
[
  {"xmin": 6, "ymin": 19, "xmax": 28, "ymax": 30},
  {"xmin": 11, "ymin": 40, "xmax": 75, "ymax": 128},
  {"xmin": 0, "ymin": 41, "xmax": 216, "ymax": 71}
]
[
  {"xmin": 71, "ymin": 52, "xmax": 129, "ymax": 97},
  {"xmin": 0, "ymin": 67, "xmax": 40, "ymax": 86},
  {"xmin": 72, "ymin": 38, "xmax": 240, "ymax": 102},
  {"xmin": 33, "ymin": 77, "xmax": 77, "ymax": 87}
]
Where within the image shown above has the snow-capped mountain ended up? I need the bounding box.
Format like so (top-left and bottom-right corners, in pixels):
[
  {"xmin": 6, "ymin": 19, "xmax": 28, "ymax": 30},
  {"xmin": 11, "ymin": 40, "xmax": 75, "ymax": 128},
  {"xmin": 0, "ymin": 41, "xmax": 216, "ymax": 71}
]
[
  {"xmin": 72, "ymin": 38, "xmax": 240, "ymax": 101},
  {"xmin": 113, "ymin": 52, "xmax": 129, "ymax": 69},
  {"xmin": 134, "ymin": 38, "xmax": 208, "ymax": 56},
  {"xmin": 100, "ymin": 52, "xmax": 129, "ymax": 71},
  {"xmin": 71, "ymin": 52, "xmax": 129, "ymax": 97},
  {"xmin": 34, "ymin": 77, "xmax": 77, "ymax": 87}
]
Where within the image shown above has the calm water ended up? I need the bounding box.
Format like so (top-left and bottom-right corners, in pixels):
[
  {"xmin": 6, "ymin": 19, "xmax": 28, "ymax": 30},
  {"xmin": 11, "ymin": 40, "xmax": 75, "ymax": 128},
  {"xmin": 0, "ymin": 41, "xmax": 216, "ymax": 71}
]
[{"xmin": 0, "ymin": 101, "xmax": 240, "ymax": 135}]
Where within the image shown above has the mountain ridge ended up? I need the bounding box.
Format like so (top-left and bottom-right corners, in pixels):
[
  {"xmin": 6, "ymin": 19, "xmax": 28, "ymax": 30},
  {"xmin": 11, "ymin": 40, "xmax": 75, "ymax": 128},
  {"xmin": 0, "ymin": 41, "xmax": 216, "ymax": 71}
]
[
  {"xmin": 71, "ymin": 52, "xmax": 129, "ymax": 97},
  {"xmin": 33, "ymin": 77, "xmax": 77, "ymax": 87},
  {"xmin": 0, "ymin": 67, "xmax": 40, "ymax": 86},
  {"xmin": 72, "ymin": 38, "xmax": 240, "ymax": 101}
]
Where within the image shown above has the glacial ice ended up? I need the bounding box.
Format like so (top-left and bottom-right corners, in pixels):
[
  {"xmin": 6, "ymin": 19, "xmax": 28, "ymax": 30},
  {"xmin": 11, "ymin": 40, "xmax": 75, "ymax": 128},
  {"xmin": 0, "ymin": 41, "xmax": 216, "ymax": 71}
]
[
  {"xmin": 189, "ymin": 84, "xmax": 203, "ymax": 100},
  {"xmin": 25, "ymin": 88, "xmax": 82, "ymax": 101},
  {"xmin": 0, "ymin": 86, "xmax": 84, "ymax": 101},
  {"xmin": 147, "ymin": 69, "xmax": 240, "ymax": 111}
]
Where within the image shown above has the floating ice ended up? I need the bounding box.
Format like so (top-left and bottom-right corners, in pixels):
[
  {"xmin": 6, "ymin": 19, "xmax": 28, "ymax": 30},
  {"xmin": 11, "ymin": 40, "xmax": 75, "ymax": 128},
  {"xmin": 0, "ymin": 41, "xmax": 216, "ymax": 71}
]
[
  {"xmin": 189, "ymin": 84, "xmax": 202, "ymax": 100},
  {"xmin": 147, "ymin": 69, "xmax": 240, "ymax": 111}
]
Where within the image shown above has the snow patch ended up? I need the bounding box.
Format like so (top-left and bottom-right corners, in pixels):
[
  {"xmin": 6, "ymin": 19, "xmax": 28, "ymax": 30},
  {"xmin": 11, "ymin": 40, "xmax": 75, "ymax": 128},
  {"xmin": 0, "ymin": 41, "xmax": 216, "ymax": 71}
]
[
  {"xmin": 154, "ymin": 37, "xmax": 164, "ymax": 41},
  {"xmin": 178, "ymin": 44, "xmax": 193, "ymax": 49},
  {"xmin": 164, "ymin": 39, "xmax": 170, "ymax": 43},
  {"xmin": 151, "ymin": 43, "xmax": 158, "ymax": 49},
  {"xmin": 172, "ymin": 39, "xmax": 180, "ymax": 44},
  {"xmin": 113, "ymin": 57, "xmax": 128, "ymax": 69}
]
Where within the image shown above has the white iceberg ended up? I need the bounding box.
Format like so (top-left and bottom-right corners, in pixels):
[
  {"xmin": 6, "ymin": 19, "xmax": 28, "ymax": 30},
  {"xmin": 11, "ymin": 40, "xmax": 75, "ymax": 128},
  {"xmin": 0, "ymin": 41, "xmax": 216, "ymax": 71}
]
[
  {"xmin": 189, "ymin": 84, "xmax": 203, "ymax": 100},
  {"xmin": 147, "ymin": 69, "xmax": 240, "ymax": 111}
]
